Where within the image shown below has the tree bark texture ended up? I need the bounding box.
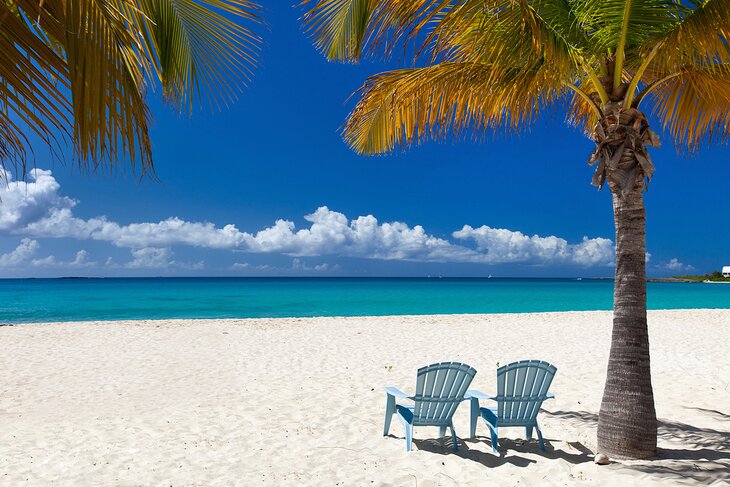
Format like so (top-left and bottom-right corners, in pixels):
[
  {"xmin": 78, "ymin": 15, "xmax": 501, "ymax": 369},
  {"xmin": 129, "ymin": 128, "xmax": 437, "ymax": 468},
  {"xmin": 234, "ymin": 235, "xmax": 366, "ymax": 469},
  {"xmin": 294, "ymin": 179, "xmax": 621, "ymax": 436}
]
[{"xmin": 591, "ymin": 105, "xmax": 658, "ymax": 459}]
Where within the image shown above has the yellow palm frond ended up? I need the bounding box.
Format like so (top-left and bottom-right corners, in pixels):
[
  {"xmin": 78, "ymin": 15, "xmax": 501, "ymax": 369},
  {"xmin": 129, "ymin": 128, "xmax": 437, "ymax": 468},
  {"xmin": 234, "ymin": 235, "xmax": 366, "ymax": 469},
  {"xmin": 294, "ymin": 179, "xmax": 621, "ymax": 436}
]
[
  {"xmin": 300, "ymin": 0, "xmax": 451, "ymax": 62},
  {"xmin": 568, "ymin": 88, "xmax": 601, "ymax": 136},
  {"xmin": 60, "ymin": 0, "xmax": 153, "ymax": 173},
  {"xmin": 642, "ymin": 0, "xmax": 730, "ymax": 72},
  {"xmin": 344, "ymin": 61, "xmax": 566, "ymax": 154},
  {"xmin": 1, "ymin": 0, "xmax": 261, "ymax": 178},
  {"xmin": 303, "ymin": 0, "xmax": 730, "ymax": 153},
  {"xmin": 648, "ymin": 63, "xmax": 730, "ymax": 150},
  {"xmin": 0, "ymin": 2, "xmax": 70, "ymax": 173},
  {"xmin": 432, "ymin": 0, "xmax": 585, "ymax": 64}
]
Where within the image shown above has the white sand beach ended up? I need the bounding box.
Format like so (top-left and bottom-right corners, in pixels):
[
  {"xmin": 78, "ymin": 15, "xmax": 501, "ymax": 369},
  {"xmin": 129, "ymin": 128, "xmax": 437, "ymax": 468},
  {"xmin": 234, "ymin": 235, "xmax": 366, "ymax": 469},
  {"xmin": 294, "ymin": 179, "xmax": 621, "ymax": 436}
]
[{"xmin": 1, "ymin": 309, "xmax": 728, "ymax": 486}]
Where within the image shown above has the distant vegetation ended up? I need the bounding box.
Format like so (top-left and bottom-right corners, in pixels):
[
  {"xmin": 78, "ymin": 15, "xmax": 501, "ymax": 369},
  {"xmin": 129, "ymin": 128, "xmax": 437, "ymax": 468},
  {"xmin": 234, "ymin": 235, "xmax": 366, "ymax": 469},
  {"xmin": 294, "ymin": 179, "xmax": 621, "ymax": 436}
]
[{"xmin": 672, "ymin": 271, "xmax": 730, "ymax": 282}]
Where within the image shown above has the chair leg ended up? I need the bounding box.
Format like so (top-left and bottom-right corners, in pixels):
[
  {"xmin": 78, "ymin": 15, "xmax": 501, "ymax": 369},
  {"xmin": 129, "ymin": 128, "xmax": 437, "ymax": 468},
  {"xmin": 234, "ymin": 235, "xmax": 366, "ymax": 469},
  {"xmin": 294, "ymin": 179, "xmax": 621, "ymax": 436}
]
[
  {"xmin": 525, "ymin": 426, "xmax": 533, "ymax": 440},
  {"xmin": 485, "ymin": 422, "xmax": 499, "ymax": 454},
  {"xmin": 450, "ymin": 422, "xmax": 458, "ymax": 452},
  {"xmin": 439, "ymin": 425, "xmax": 447, "ymax": 437},
  {"xmin": 535, "ymin": 422, "xmax": 545, "ymax": 451},
  {"xmin": 469, "ymin": 398, "xmax": 480, "ymax": 438},
  {"xmin": 405, "ymin": 422, "xmax": 414, "ymax": 452},
  {"xmin": 383, "ymin": 394, "xmax": 396, "ymax": 436}
]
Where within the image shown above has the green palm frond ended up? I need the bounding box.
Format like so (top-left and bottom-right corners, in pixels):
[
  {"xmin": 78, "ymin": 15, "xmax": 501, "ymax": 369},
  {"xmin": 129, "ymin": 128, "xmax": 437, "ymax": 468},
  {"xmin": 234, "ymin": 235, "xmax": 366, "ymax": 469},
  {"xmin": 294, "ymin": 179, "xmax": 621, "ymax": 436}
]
[
  {"xmin": 428, "ymin": 0, "xmax": 586, "ymax": 85},
  {"xmin": 573, "ymin": 0, "xmax": 684, "ymax": 55},
  {"xmin": 138, "ymin": 0, "xmax": 262, "ymax": 112},
  {"xmin": 574, "ymin": 0, "xmax": 687, "ymax": 89},
  {"xmin": 344, "ymin": 61, "xmax": 566, "ymax": 154},
  {"xmin": 300, "ymin": 0, "xmax": 377, "ymax": 61}
]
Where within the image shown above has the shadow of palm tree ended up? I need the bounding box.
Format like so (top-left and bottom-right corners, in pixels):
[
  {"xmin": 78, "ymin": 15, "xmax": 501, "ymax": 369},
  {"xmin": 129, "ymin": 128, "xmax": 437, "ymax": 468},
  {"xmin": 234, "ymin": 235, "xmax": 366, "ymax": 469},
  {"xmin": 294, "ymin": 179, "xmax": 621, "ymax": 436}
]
[{"xmin": 545, "ymin": 409, "xmax": 730, "ymax": 483}]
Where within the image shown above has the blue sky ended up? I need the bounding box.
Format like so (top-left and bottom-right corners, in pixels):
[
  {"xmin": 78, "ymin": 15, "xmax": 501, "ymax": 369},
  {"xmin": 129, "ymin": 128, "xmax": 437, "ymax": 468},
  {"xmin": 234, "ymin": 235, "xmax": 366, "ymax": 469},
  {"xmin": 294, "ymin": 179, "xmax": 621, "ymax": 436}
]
[{"xmin": 1, "ymin": 4, "xmax": 728, "ymax": 278}]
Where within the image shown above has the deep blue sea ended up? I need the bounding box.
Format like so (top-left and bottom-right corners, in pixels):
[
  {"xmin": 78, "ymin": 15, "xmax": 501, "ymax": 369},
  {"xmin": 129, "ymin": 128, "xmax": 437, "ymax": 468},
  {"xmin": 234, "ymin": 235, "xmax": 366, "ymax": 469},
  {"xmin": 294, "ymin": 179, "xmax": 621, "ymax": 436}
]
[{"xmin": 1, "ymin": 277, "xmax": 728, "ymax": 324}]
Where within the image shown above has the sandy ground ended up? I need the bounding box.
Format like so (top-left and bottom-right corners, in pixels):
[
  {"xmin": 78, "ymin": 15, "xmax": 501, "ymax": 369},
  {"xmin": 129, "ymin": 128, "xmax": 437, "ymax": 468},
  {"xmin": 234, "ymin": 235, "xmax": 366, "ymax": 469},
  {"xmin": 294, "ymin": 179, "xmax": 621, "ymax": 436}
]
[{"xmin": 1, "ymin": 309, "xmax": 728, "ymax": 486}]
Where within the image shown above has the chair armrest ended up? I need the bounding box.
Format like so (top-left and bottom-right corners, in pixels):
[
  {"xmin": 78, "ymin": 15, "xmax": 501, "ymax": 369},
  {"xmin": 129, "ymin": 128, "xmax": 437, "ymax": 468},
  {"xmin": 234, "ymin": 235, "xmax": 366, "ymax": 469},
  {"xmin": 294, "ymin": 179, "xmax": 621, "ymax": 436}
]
[
  {"xmin": 384, "ymin": 386, "xmax": 410, "ymax": 399},
  {"xmin": 546, "ymin": 392, "xmax": 555, "ymax": 400},
  {"xmin": 464, "ymin": 389, "xmax": 494, "ymax": 400}
]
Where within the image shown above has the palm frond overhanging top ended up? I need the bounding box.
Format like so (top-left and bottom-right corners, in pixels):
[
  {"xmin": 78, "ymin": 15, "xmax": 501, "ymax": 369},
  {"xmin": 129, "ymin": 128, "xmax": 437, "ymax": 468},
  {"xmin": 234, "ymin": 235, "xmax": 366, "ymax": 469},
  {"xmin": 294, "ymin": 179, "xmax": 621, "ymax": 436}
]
[{"xmin": 0, "ymin": 0, "xmax": 262, "ymax": 176}]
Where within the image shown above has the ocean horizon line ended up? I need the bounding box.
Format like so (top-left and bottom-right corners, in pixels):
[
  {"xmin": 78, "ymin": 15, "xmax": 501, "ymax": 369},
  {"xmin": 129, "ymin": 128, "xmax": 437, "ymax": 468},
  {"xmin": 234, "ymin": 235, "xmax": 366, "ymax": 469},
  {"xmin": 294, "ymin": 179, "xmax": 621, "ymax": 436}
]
[{"xmin": 4, "ymin": 275, "xmax": 619, "ymax": 281}]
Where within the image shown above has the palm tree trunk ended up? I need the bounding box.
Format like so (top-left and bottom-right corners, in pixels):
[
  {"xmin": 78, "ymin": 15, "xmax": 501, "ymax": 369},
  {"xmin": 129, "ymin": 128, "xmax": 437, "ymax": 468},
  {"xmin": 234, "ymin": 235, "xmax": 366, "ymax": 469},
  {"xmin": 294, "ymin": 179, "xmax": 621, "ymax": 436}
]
[
  {"xmin": 592, "ymin": 106, "xmax": 659, "ymax": 459},
  {"xmin": 597, "ymin": 185, "xmax": 657, "ymax": 459}
]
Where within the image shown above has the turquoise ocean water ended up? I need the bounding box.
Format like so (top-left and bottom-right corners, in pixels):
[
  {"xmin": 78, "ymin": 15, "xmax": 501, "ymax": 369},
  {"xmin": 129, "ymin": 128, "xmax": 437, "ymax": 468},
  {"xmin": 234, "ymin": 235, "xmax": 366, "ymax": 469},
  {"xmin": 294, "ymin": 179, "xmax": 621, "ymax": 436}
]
[{"xmin": 1, "ymin": 277, "xmax": 728, "ymax": 324}]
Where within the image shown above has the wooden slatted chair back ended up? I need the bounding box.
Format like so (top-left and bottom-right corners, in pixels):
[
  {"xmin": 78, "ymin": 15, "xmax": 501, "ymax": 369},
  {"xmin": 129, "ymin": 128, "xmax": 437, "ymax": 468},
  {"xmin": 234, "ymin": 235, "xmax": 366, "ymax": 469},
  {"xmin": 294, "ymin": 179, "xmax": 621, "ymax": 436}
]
[
  {"xmin": 412, "ymin": 362, "xmax": 477, "ymax": 426},
  {"xmin": 495, "ymin": 360, "xmax": 556, "ymax": 425}
]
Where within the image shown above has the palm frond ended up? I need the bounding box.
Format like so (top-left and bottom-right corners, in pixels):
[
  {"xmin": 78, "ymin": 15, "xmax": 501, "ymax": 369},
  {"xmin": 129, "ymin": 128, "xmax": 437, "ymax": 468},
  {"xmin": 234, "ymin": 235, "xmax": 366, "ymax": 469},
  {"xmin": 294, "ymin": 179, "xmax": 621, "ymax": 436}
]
[
  {"xmin": 573, "ymin": 0, "xmax": 685, "ymax": 57},
  {"xmin": 648, "ymin": 62, "xmax": 730, "ymax": 150},
  {"xmin": 344, "ymin": 61, "xmax": 567, "ymax": 154},
  {"xmin": 300, "ymin": 0, "xmax": 452, "ymax": 62},
  {"xmin": 568, "ymin": 85, "xmax": 601, "ymax": 135},
  {"xmin": 2, "ymin": 0, "xmax": 262, "ymax": 177},
  {"xmin": 642, "ymin": 0, "xmax": 730, "ymax": 72},
  {"xmin": 300, "ymin": 0, "xmax": 377, "ymax": 61},
  {"xmin": 302, "ymin": 0, "xmax": 730, "ymax": 155},
  {"xmin": 430, "ymin": 0, "xmax": 587, "ymax": 82},
  {"xmin": 58, "ymin": 0, "xmax": 153, "ymax": 174},
  {"xmin": 137, "ymin": 0, "xmax": 262, "ymax": 112},
  {"xmin": 0, "ymin": 2, "xmax": 70, "ymax": 173}
]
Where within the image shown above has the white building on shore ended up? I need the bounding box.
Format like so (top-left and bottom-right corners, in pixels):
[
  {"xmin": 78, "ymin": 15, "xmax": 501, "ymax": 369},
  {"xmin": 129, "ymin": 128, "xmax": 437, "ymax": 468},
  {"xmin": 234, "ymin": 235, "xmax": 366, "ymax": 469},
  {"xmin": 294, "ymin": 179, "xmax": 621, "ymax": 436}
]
[{"xmin": 723, "ymin": 266, "xmax": 730, "ymax": 278}]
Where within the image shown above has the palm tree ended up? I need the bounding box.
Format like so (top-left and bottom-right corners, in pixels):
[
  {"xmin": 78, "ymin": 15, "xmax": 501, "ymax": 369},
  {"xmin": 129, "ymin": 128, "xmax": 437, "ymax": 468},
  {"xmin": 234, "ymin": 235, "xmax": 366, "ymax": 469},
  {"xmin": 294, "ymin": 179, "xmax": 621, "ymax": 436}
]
[
  {"xmin": 1, "ymin": 0, "xmax": 261, "ymax": 177},
  {"xmin": 301, "ymin": 0, "xmax": 729, "ymax": 459}
]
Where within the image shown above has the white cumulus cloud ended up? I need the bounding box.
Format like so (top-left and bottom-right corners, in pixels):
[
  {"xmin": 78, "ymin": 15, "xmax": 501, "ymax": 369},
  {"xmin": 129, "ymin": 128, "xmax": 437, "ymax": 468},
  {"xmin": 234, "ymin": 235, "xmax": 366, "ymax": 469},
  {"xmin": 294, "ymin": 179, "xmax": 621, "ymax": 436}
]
[
  {"xmin": 292, "ymin": 258, "xmax": 341, "ymax": 272},
  {"xmin": 124, "ymin": 247, "xmax": 204, "ymax": 270},
  {"xmin": 126, "ymin": 247, "xmax": 173, "ymax": 269},
  {"xmin": 661, "ymin": 258, "xmax": 695, "ymax": 273},
  {"xmin": 1, "ymin": 169, "xmax": 617, "ymax": 268},
  {"xmin": 453, "ymin": 225, "xmax": 614, "ymax": 266},
  {"xmin": 0, "ymin": 169, "xmax": 75, "ymax": 232},
  {"xmin": 30, "ymin": 249, "xmax": 96, "ymax": 268},
  {"xmin": 0, "ymin": 238, "xmax": 39, "ymax": 267}
]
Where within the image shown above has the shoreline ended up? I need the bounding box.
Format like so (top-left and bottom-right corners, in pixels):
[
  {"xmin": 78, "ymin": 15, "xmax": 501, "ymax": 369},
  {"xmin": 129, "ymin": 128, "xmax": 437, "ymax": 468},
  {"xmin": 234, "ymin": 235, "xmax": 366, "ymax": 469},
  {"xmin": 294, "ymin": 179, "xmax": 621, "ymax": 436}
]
[
  {"xmin": 2, "ymin": 309, "xmax": 728, "ymax": 485},
  {"xmin": 4, "ymin": 307, "xmax": 730, "ymax": 327}
]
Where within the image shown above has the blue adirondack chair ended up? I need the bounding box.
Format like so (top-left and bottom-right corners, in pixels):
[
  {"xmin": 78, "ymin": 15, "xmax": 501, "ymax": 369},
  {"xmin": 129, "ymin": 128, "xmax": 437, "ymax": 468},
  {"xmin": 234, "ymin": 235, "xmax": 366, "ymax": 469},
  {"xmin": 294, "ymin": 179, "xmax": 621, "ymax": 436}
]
[
  {"xmin": 466, "ymin": 360, "xmax": 556, "ymax": 453},
  {"xmin": 384, "ymin": 362, "xmax": 477, "ymax": 452}
]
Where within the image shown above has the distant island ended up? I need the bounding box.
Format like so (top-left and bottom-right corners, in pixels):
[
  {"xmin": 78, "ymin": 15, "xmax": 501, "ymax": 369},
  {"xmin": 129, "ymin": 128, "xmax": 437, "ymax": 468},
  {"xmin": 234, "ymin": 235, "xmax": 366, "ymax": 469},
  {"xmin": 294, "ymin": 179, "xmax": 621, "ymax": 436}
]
[{"xmin": 670, "ymin": 271, "xmax": 730, "ymax": 283}]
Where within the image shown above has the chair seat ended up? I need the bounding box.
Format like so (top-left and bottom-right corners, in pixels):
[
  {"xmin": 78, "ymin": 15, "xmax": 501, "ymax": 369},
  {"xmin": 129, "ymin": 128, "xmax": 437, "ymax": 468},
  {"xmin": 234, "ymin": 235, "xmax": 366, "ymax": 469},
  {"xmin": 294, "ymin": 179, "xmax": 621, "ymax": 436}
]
[
  {"xmin": 398, "ymin": 404, "xmax": 454, "ymax": 426},
  {"xmin": 480, "ymin": 406, "xmax": 540, "ymax": 427}
]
